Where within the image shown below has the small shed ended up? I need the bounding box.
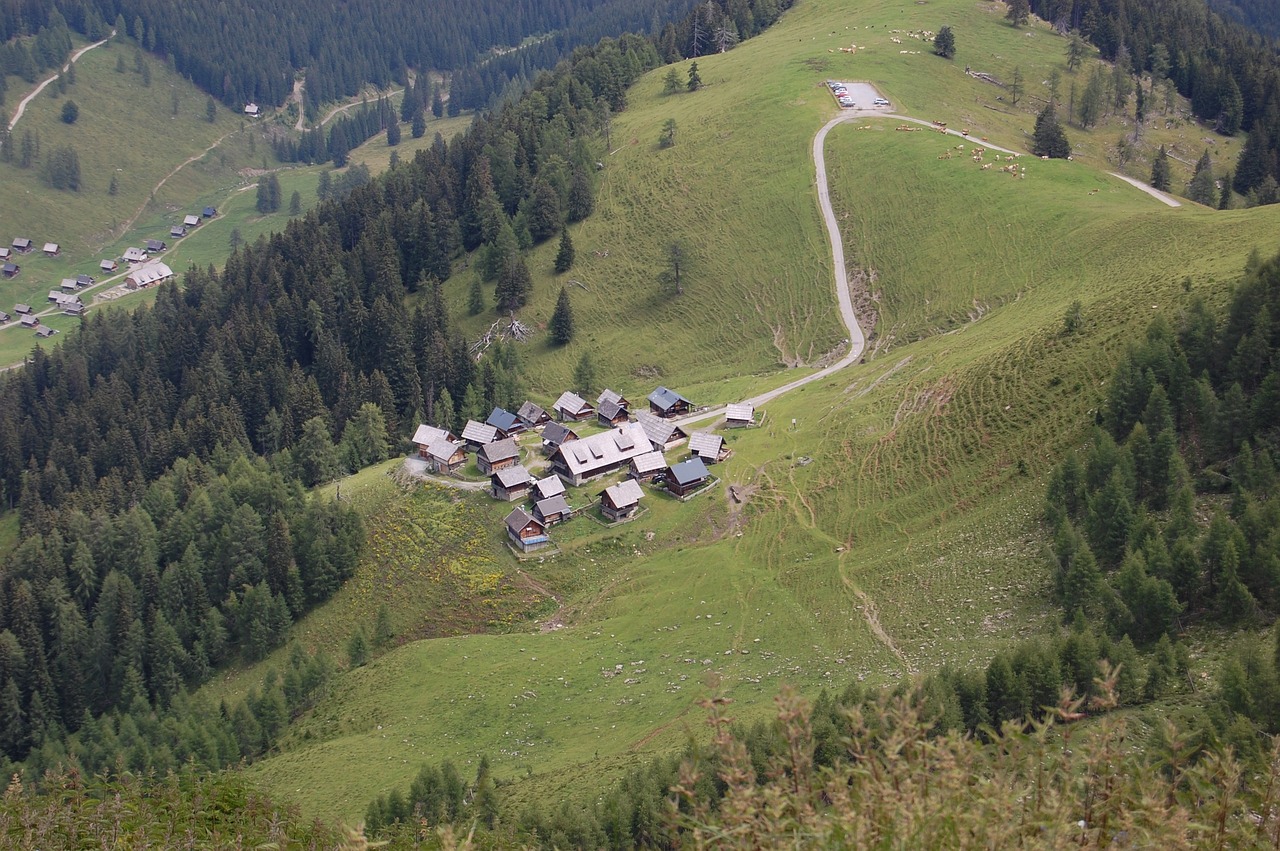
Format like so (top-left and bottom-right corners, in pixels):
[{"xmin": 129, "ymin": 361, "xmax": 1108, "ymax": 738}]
[
  {"xmin": 0, "ymin": 248, "xmax": 9, "ymax": 259},
  {"xmin": 541, "ymin": 422, "xmax": 579, "ymax": 455},
  {"xmin": 35, "ymin": 325, "xmax": 56, "ymax": 338},
  {"xmin": 636, "ymin": 411, "xmax": 688, "ymax": 451},
  {"xmin": 0, "ymin": 311, "xmax": 10, "ymax": 322},
  {"xmin": 689, "ymin": 432, "xmax": 730, "ymax": 464},
  {"xmin": 20, "ymin": 314, "xmax": 39, "ymax": 328},
  {"xmin": 461, "ymin": 420, "xmax": 500, "ymax": 452},
  {"xmin": 170, "ymin": 226, "xmax": 187, "ymax": 239},
  {"xmin": 61, "ymin": 279, "xmax": 79, "ymax": 293},
  {"xmin": 552, "ymin": 390, "xmax": 595, "ymax": 422},
  {"xmin": 629, "ymin": 451, "xmax": 667, "ymax": 482},
  {"xmin": 244, "ymin": 103, "xmax": 261, "ymax": 116},
  {"xmin": 517, "ymin": 401, "xmax": 551, "ymax": 428},
  {"xmin": 486, "ymin": 407, "xmax": 525, "ymax": 437},
  {"xmin": 532, "ymin": 475, "xmax": 566, "ymax": 501},
  {"xmin": 725, "ymin": 403, "xmax": 755, "ymax": 428},
  {"xmin": 123, "ymin": 247, "xmax": 148, "ymax": 263},
  {"xmin": 48, "ymin": 290, "xmax": 64, "ymax": 302},
  {"xmin": 505, "ymin": 507, "xmax": 548, "ymax": 552},
  {"xmin": 11, "ymin": 237, "xmax": 32, "ymax": 253},
  {"xmin": 14, "ymin": 303, "xmax": 33, "ymax": 315},
  {"xmin": 601, "ymin": 479, "xmax": 644, "ymax": 522},
  {"xmin": 145, "ymin": 239, "xmax": 167, "ymax": 252},
  {"xmin": 598, "ymin": 389, "xmax": 631, "ymax": 409},
  {"xmin": 412, "ymin": 423, "xmax": 457, "ymax": 457},
  {"xmin": 62, "ymin": 302, "xmax": 85, "ymax": 316},
  {"xmin": 597, "ymin": 398, "xmax": 630, "ymax": 428},
  {"xmin": 424, "ymin": 438, "xmax": 466, "ymax": 474},
  {"xmin": 648, "ymin": 386, "xmax": 693, "ymax": 419},
  {"xmin": 477, "ymin": 437, "xmax": 520, "ymax": 475},
  {"xmin": 100, "ymin": 259, "xmax": 118, "ymax": 273},
  {"xmin": 491, "ymin": 464, "xmax": 531, "ymax": 501},
  {"xmin": 183, "ymin": 214, "xmax": 201, "ymax": 228},
  {"xmin": 75, "ymin": 274, "xmax": 94, "ymax": 287},
  {"xmin": 533, "ymin": 494, "xmax": 571, "ymax": 526},
  {"xmin": 1, "ymin": 263, "xmax": 19, "ymax": 279},
  {"xmin": 202, "ymin": 206, "xmax": 218, "ymax": 218},
  {"xmin": 667, "ymin": 458, "xmax": 710, "ymax": 497},
  {"xmin": 42, "ymin": 242, "xmax": 60, "ymax": 256}
]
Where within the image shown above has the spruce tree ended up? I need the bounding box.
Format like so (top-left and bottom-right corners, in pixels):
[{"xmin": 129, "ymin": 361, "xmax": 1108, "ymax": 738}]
[
  {"xmin": 573, "ymin": 351, "xmax": 597, "ymax": 397},
  {"xmin": 549, "ymin": 288, "xmax": 574, "ymax": 345},
  {"xmin": 1150, "ymin": 145, "xmax": 1171, "ymax": 191},
  {"xmin": 435, "ymin": 389, "xmax": 457, "ymax": 434},
  {"xmin": 494, "ymin": 254, "xmax": 532, "ymax": 312},
  {"xmin": 289, "ymin": 190, "xmax": 301, "ymax": 215},
  {"xmin": 554, "ymin": 228, "xmax": 575, "ymax": 273},
  {"xmin": 1005, "ymin": 0, "xmax": 1030, "ymax": 27},
  {"xmin": 687, "ymin": 62, "xmax": 702, "ymax": 91},
  {"xmin": 1186, "ymin": 149, "xmax": 1216, "ymax": 206},
  {"xmin": 468, "ymin": 276, "xmax": 485, "ymax": 315},
  {"xmin": 412, "ymin": 109, "xmax": 426, "ymax": 139},
  {"xmin": 934, "ymin": 26, "xmax": 955, "ymax": 59},
  {"xmin": 386, "ymin": 120, "xmax": 401, "ymax": 146},
  {"xmin": 1031, "ymin": 103, "xmax": 1070, "ymax": 158}
]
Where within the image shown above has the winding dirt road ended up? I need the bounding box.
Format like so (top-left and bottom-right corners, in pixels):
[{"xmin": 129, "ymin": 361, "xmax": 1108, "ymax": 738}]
[{"xmin": 6, "ymin": 32, "xmax": 114, "ymax": 133}]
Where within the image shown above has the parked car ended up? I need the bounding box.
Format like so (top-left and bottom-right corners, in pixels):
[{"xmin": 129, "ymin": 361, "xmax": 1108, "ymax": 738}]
[{"xmin": 873, "ymin": 97, "xmax": 890, "ymax": 105}]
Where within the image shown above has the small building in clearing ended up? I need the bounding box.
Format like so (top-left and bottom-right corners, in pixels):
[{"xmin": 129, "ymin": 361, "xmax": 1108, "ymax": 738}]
[
  {"xmin": 14, "ymin": 303, "xmax": 33, "ymax": 315},
  {"xmin": 648, "ymin": 386, "xmax": 694, "ymax": 419},
  {"xmin": 597, "ymin": 397, "xmax": 630, "ymax": 428},
  {"xmin": 2, "ymin": 263, "xmax": 20, "ymax": 279},
  {"xmin": 145, "ymin": 239, "xmax": 167, "ymax": 253},
  {"xmin": 598, "ymin": 388, "xmax": 631, "ymax": 409},
  {"xmin": 552, "ymin": 390, "xmax": 595, "ymax": 422},
  {"xmin": 42, "ymin": 242, "xmax": 60, "ymax": 256},
  {"xmin": 667, "ymin": 457, "xmax": 711, "ymax": 497},
  {"xmin": 124, "ymin": 262, "xmax": 174, "ymax": 289},
  {"xmin": 541, "ymin": 422, "xmax": 579, "ymax": 455},
  {"xmin": 123, "ymin": 247, "xmax": 148, "ymax": 263},
  {"xmin": 203, "ymin": 206, "xmax": 218, "ymax": 218},
  {"xmin": 35, "ymin": 325, "xmax": 56, "ymax": 338},
  {"xmin": 170, "ymin": 226, "xmax": 187, "ymax": 239},
  {"xmin": 636, "ymin": 411, "xmax": 688, "ymax": 452},
  {"xmin": 100, "ymin": 259, "xmax": 118, "ymax": 273},
  {"xmin": 688, "ymin": 432, "xmax": 730, "ymax": 464},
  {"xmin": 517, "ymin": 401, "xmax": 551, "ymax": 429},
  {"xmin": 628, "ymin": 451, "xmax": 667, "ymax": 482},
  {"xmin": 531, "ymin": 475, "xmax": 566, "ymax": 502},
  {"xmin": 412, "ymin": 423, "xmax": 457, "ymax": 456},
  {"xmin": 423, "ymin": 438, "xmax": 466, "ymax": 474},
  {"xmin": 0, "ymin": 311, "xmax": 9, "ymax": 323},
  {"xmin": 601, "ymin": 479, "xmax": 644, "ymax": 522},
  {"xmin": 11, "ymin": 237, "xmax": 32, "ymax": 253},
  {"xmin": 76, "ymin": 274, "xmax": 94, "ymax": 287},
  {"xmin": 477, "ymin": 437, "xmax": 520, "ymax": 475},
  {"xmin": 20, "ymin": 314, "xmax": 39, "ymax": 328},
  {"xmin": 183, "ymin": 214, "xmax": 201, "ymax": 228},
  {"xmin": 725, "ymin": 403, "xmax": 756, "ymax": 428},
  {"xmin": 244, "ymin": 103, "xmax": 261, "ymax": 117},
  {"xmin": 533, "ymin": 494, "xmax": 571, "ymax": 526},
  {"xmin": 505, "ymin": 507, "xmax": 549, "ymax": 552},
  {"xmin": 491, "ymin": 464, "xmax": 532, "ymax": 501},
  {"xmin": 486, "ymin": 407, "xmax": 525, "ymax": 437},
  {"xmin": 0, "ymin": 248, "xmax": 9, "ymax": 259},
  {"xmin": 461, "ymin": 420, "xmax": 500, "ymax": 452}
]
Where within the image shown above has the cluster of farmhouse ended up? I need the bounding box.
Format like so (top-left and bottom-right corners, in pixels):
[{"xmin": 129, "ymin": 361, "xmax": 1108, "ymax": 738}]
[
  {"xmin": 2, "ymin": 236, "xmax": 62, "ymax": 281},
  {"xmin": 412, "ymin": 386, "xmax": 759, "ymax": 554}
]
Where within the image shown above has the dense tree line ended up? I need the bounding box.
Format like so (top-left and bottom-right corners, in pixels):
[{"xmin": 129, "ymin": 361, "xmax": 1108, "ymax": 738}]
[
  {"xmin": 1025, "ymin": 0, "xmax": 1280, "ymax": 196},
  {"xmin": 0, "ymin": 454, "xmax": 359, "ymax": 764},
  {"xmin": 0, "ymin": 6, "xmax": 78, "ymax": 79},
  {"xmin": 1046, "ymin": 248, "xmax": 1280, "ymax": 645},
  {"xmin": 1209, "ymin": 0, "xmax": 1280, "ymax": 40}
]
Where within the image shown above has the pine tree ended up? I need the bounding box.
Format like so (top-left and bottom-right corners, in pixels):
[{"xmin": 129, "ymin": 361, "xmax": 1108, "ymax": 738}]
[
  {"xmin": 663, "ymin": 68, "xmax": 682, "ymax": 95},
  {"xmin": 1186, "ymin": 149, "xmax": 1216, "ymax": 206},
  {"xmin": 686, "ymin": 62, "xmax": 702, "ymax": 91},
  {"xmin": 554, "ymin": 228, "xmax": 575, "ymax": 273},
  {"xmin": 412, "ymin": 109, "xmax": 426, "ymax": 139},
  {"xmin": 294, "ymin": 416, "xmax": 339, "ymax": 486},
  {"xmin": 386, "ymin": 120, "xmax": 401, "ymax": 146},
  {"xmin": 206, "ymin": 96, "xmax": 216, "ymax": 122},
  {"xmin": 1150, "ymin": 145, "xmax": 1171, "ymax": 191},
  {"xmin": 434, "ymin": 389, "xmax": 457, "ymax": 434},
  {"xmin": 1066, "ymin": 31, "xmax": 1086, "ymax": 71},
  {"xmin": 934, "ymin": 26, "xmax": 955, "ymax": 59},
  {"xmin": 549, "ymin": 288, "xmax": 574, "ymax": 345},
  {"xmin": 494, "ymin": 254, "xmax": 532, "ymax": 312},
  {"xmin": 347, "ymin": 628, "xmax": 368, "ymax": 667},
  {"xmin": 1032, "ymin": 103, "xmax": 1070, "ymax": 158},
  {"xmin": 289, "ymin": 190, "xmax": 301, "ymax": 215},
  {"xmin": 468, "ymin": 276, "xmax": 485, "ymax": 315},
  {"xmin": 431, "ymin": 91, "xmax": 444, "ymax": 118},
  {"xmin": 1005, "ymin": 0, "xmax": 1029, "ymax": 27},
  {"xmin": 573, "ymin": 351, "xmax": 597, "ymax": 397},
  {"xmin": 373, "ymin": 605, "xmax": 394, "ymax": 648},
  {"xmin": 1009, "ymin": 66, "xmax": 1024, "ymax": 106}
]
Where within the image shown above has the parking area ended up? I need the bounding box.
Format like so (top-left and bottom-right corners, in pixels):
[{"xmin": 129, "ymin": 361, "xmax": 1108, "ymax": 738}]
[{"xmin": 826, "ymin": 81, "xmax": 891, "ymax": 110}]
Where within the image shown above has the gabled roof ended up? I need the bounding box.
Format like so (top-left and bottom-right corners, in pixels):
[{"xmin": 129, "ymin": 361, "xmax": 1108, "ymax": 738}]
[
  {"xmin": 462, "ymin": 420, "xmax": 499, "ymax": 445},
  {"xmin": 648, "ymin": 386, "xmax": 692, "ymax": 411},
  {"xmin": 636, "ymin": 411, "xmax": 684, "ymax": 446},
  {"xmin": 170, "ymin": 227, "xmax": 187, "ymax": 237},
  {"xmin": 492, "ymin": 464, "xmax": 530, "ymax": 488},
  {"xmin": 42, "ymin": 242, "xmax": 58, "ymax": 252},
  {"xmin": 145, "ymin": 239, "xmax": 166, "ymax": 251},
  {"xmin": 203, "ymin": 206, "xmax": 217, "ymax": 216},
  {"xmin": 75, "ymin": 274, "xmax": 93, "ymax": 285},
  {"xmin": 183, "ymin": 215, "xmax": 200, "ymax": 226},
  {"xmin": 35, "ymin": 326, "xmax": 56, "ymax": 337},
  {"xmin": 479, "ymin": 437, "xmax": 520, "ymax": 464},
  {"xmin": 542, "ymin": 422, "xmax": 576, "ymax": 446},
  {"xmin": 425, "ymin": 438, "xmax": 464, "ymax": 463},
  {"xmin": 413, "ymin": 423, "xmax": 453, "ymax": 446},
  {"xmin": 726, "ymin": 403, "xmax": 755, "ymax": 421},
  {"xmin": 486, "ymin": 407, "xmax": 521, "ymax": 433},
  {"xmin": 553, "ymin": 390, "xmax": 591, "ymax": 414},
  {"xmin": 688, "ymin": 432, "xmax": 724, "ymax": 458},
  {"xmin": 517, "ymin": 401, "xmax": 547, "ymax": 424},
  {"xmin": 125, "ymin": 262, "xmax": 173, "ymax": 287},
  {"xmin": 12, "ymin": 238, "xmax": 30, "ymax": 248},
  {"xmin": 669, "ymin": 457, "xmax": 710, "ymax": 486},
  {"xmin": 99, "ymin": 259, "xmax": 116, "ymax": 270},
  {"xmin": 535, "ymin": 494, "xmax": 570, "ymax": 517},
  {"xmin": 61, "ymin": 279, "xmax": 78, "ymax": 290},
  {"xmin": 0, "ymin": 311, "xmax": 9, "ymax": 322},
  {"xmin": 505, "ymin": 506, "xmax": 542, "ymax": 535},
  {"xmin": 14, "ymin": 304, "xmax": 31, "ymax": 313},
  {"xmin": 603, "ymin": 479, "xmax": 644, "ymax": 509},
  {"xmin": 598, "ymin": 398, "xmax": 627, "ymax": 420},
  {"xmin": 533, "ymin": 475, "xmax": 565, "ymax": 499},
  {"xmin": 555, "ymin": 423, "xmax": 650, "ymax": 477},
  {"xmin": 2, "ymin": 263, "xmax": 18, "ymax": 274},
  {"xmin": 20, "ymin": 315, "xmax": 38, "ymax": 326},
  {"xmin": 123, "ymin": 247, "xmax": 147, "ymax": 261},
  {"xmin": 598, "ymin": 388, "xmax": 627, "ymax": 406},
  {"xmin": 0, "ymin": 248, "xmax": 9, "ymax": 257},
  {"xmin": 630, "ymin": 451, "xmax": 666, "ymax": 474}
]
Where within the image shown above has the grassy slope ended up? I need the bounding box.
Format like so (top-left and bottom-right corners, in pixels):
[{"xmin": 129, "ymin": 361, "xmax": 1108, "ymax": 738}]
[{"xmin": 238, "ymin": 0, "xmax": 1280, "ymax": 823}]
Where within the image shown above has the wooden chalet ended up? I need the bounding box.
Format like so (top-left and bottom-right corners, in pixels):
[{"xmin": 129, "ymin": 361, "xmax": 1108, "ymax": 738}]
[
  {"xmin": 531, "ymin": 475, "xmax": 566, "ymax": 502},
  {"xmin": 124, "ymin": 262, "xmax": 174, "ymax": 289},
  {"xmin": 601, "ymin": 479, "xmax": 644, "ymax": 522},
  {"xmin": 636, "ymin": 411, "xmax": 688, "ymax": 451},
  {"xmin": 517, "ymin": 401, "xmax": 551, "ymax": 428},
  {"xmin": 145, "ymin": 239, "xmax": 167, "ymax": 253},
  {"xmin": 597, "ymin": 398, "xmax": 630, "ymax": 428},
  {"xmin": 42, "ymin": 242, "xmax": 59, "ymax": 256},
  {"xmin": 412, "ymin": 423, "xmax": 457, "ymax": 456},
  {"xmin": 100, "ymin": 259, "xmax": 118, "ymax": 273},
  {"xmin": 123, "ymin": 247, "xmax": 148, "ymax": 263},
  {"xmin": 14, "ymin": 303, "xmax": 33, "ymax": 315},
  {"xmin": 666, "ymin": 457, "xmax": 710, "ymax": 497},
  {"xmin": 34, "ymin": 325, "xmax": 56, "ymax": 338},
  {"xmin": 476, "ymin": 437, "xmax": 520, "ymax": 475},
  {"xmin": 505, "ymin": 507, "xmax": 548, "ymax": 552},
  {"xmin": 11, "ymin": 237, "xmax": 32, "ymax": 254},
  {"xmin": 486, "ymin": 407, "xmax": 525, "ymax": 437},
  {"xmin": 170, "ymin": 226, "xmax": 187, "ymax": 239},
  {"xmin": 549, "ymin": 422, "xmax": 650, "ymax": 486},
  {"xmin": 20, "ymin": 315, "xmax": 39, "ymax": 328},
  {"xmin": 203, "ymin": 206, "xmax": 218, "ymax": 218},
  {"xmin": 60, "ymin": 279, "xmax": 79, "ymax": 293},
  {"xmin": 0, "ymin": 311, "xmax": 9, "ymax": 323},
  {"xmin": 48, "ymin": 289, "xmax": 64, "ymax": 302},
  {"xmin": 688, "ymin": 432, "xmax": 730, "ymax": 464},
  {"xmin": 183, "ymin": 214, "xmax": 201, "ymax": 228},
  {"xmin": 0, "ymin": 248, "xmax": 9, "ymax": 260},
  {"xmin": 628, "ymin": 451, "xmax": 667, "ymax": 482},
  {"xmin": 2, "ymin": 263, "xmax": 19, "ymax": 279},
  {"xmin": 462, "ymin": 420, "xmax": 500, "ymax": 452},
  {"xmin": 533, "ymin": 494, "xmax": 571, "ymax": 526},
  {"xmin": 552, "ymin": 390, "xmax": 595, "ymax": 422},
  {"xmin": 541, "ymin": 422, "xmax": 579, "ymax": 455},
  {"xmin": 62, "ymin": 302, "xmax": 85, "ymax": 316},
  {"xmin": 725, "ymin": 403, "xmax": 756, "ymax": 428},
  {"xmin": 648, "ymin": 386, "xmax": 693, "ymax": 419},
  {"xmin": 491, "ymin": 464, "xmax": 531, "ymax": 501},
  {"xmin": 598, "ymin": 389, "xmax": 631, "ymax": 409},
  {"xmin": 413, "ymin": 424, "xmax": 466, "ymax": 474},
  {"xmin": 76, "ymin": 274, "xmax": 94, "ymax": 287},
  {"xmin": 244, "ymin": 103, "xmax": 261, "ymax": 116}
]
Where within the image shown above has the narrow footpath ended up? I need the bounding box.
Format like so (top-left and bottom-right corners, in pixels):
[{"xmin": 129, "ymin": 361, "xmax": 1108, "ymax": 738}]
[{"xmin": 6, "ymin": 31, "xmax": 115, "ymax": 132}]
